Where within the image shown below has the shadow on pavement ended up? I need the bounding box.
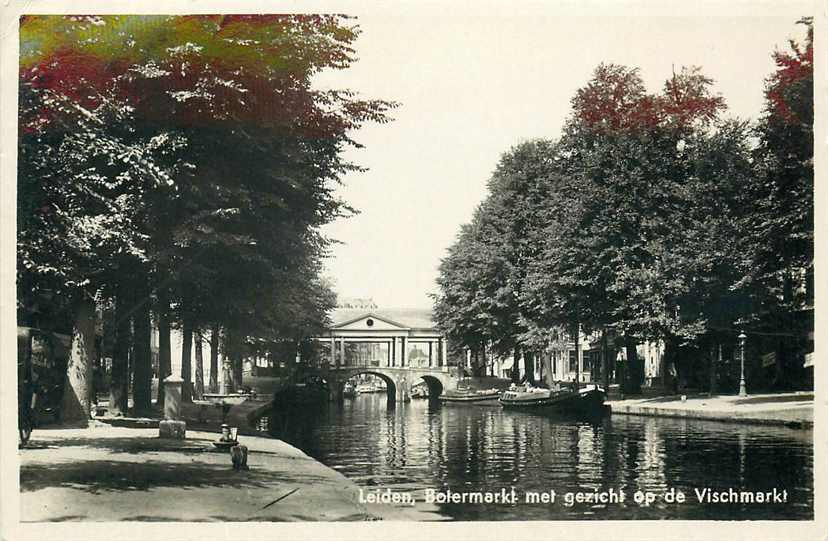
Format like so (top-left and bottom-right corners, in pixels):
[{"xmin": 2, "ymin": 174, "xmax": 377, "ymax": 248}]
[
  {"xmin": 733, "ymin": 394, "xmax": 813, "ymax": 406},
  {"xmin": 22, "ymin": 436, "xmax": 214, "ymax": 454},
  {"xmin": 20, "ymin": 458, "xmax": 331, "ymax": 494}
]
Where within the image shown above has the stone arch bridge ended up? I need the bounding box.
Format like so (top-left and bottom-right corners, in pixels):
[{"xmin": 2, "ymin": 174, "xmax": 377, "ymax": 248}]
[
  {"xmin": 324, "ymin": 366, "xmax": 456, "ymax": 402},
  {"xmin": 314, "ymin": 308, "xmax": 460, "ymax": 402}
]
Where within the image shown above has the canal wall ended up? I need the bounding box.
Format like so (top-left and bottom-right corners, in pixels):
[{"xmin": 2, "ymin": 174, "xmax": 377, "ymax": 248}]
[{"xmin": 608, "ymin": 392, "xmax": 813, "ymax": 428}]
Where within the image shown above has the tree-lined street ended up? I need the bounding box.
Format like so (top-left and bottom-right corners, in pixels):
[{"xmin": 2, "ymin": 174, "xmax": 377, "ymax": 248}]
[{"xmin": 434, "ymin": 19, "xmax": 813, "ymax": 395}]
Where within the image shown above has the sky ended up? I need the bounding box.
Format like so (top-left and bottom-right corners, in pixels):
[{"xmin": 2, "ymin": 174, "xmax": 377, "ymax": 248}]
[{"xmin": 313, "ymin": 13, "xmax": 811, "ymax": 309}]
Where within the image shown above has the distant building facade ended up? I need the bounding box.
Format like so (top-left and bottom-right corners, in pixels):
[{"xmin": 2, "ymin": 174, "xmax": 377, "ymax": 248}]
[{"xmin": 322, "ymin": 306, "xmax": 448, "ymax": 369}]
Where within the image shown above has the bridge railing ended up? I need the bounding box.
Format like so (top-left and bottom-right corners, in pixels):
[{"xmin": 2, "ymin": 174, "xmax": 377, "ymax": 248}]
[
  {"xmin": 328, "ymin": 363, "xmax": 447, "ymax": 373},
  {"xmin": 329, "ymin": 358, "xmax": 386, "ymax": 369}
]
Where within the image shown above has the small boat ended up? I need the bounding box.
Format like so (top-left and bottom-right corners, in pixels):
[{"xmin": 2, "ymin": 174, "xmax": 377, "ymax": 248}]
[
  {"xmin": 343, "ymin": 382, "xmax": 357, "ymax": 398},
  {"xmin": 499, "ymin": 383, "xmax": 606, "ymax": 414},
  {"xmin": 410, "ymin": 385, "xmax": 429, "ymax": 399},
  {"xmin": 439, "ymin": 388, "xmax": 501, "ymax": 404},
  {"xmin": 356, "ymin": 382, "xmax": 386, "ymax": 393}
]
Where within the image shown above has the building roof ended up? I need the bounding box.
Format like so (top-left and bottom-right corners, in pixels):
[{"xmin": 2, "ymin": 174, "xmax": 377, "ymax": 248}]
[{"xmin": 330, "ymin": 307, "xmax": 436, "ymax": 330}]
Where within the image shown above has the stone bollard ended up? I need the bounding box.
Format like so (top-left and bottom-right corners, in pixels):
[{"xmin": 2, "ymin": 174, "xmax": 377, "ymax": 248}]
[{"xmin": 159, "ymin": 375, "xmax": 186, "ymax": 439}]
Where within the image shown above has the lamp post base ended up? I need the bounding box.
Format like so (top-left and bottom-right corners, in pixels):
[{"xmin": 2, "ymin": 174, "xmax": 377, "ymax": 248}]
[{"xmin": 739, "ymin": 379, "xmax": 747, "ymax": 397}]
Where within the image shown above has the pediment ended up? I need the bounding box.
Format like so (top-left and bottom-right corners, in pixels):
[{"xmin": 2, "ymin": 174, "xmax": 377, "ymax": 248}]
[{"xmin": 333, "ymin": 313, "xmax": 409, "ymax": 331}]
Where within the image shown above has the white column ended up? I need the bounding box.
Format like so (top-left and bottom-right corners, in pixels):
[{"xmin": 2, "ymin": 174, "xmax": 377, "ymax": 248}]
[
  {"xmin": 442, "ymin": 340, "xmax": 449, "ymax": 372},
  {"xmin": 339, "ymin": 338, "xmax": 346, "ymax": 367}
]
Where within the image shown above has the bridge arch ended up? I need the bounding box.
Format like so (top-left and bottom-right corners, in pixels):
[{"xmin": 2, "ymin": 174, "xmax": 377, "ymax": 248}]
[
  {"xmin": 339, "ymin": 370, "xmax": 398, "ymax": 403},
  {"xmin": 327, "ymin": 366, "xmax": 456, "ymax": 402},
  {"xmin": 419, "ymin": 375, "xmax": 444, "ymax": 398}
]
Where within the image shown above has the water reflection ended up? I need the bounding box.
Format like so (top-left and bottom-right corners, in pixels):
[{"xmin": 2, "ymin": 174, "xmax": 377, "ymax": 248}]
[{"xmin": 261, "ymin": 395, "xmax": 812, "ymax": 520}]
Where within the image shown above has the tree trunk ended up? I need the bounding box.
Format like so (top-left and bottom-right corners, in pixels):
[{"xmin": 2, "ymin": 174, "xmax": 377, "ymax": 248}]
[
  {"xmin": 523, "ymin": 350, "xmax": 535, "ymax": 384},
  {"xmin": 233, "ymin": 353, "xmax": 243, "ymax": 391},
  {"xmin": 512, "ymin": 346, "xmax": 521, "ymax": 383},
  {"xmin": 109, "ymin": 291, "xmax": 131, "ymax": 416},
  {"xmin": 601, "ymin": 330, "xmax": 610, "ymax": 391},
  {"xmin": 194, "ymin": 329, "xmax": 205, "ymax": 400},
  {"xmin": 573, "ymin": 322, "xmax": 581, "ymax": 390},
  {"xmin": 480, "ymin": 344, "xmax": 487, "ymax": 377},
  {"xmin": 156, "ymin": 288, "xmax": 172, "ymax": 407},
  {"xmin": 132, "ymin": 280, "xmax": 152, "ymax": 413},
  {"xmin": 543, "ymin": 351, "xmax": 554, "ymax": 388},
  {"xmin": 625, "ymin": 336, "xmax": 641, "ymax": 394},
  {"xmin": 181, "ymin": 320, "xmax": 193, "ymax": 402},
  {"xmin": 709, "ymin": 344, "xmax": 718, "ymax": 395},
  {"xmin": 61, "ymin": 297, "xmax": 95, "ymax": 425},
  {"xmin": 209, "ymin": 325, "xmax": 220, "ymax": 393},
  {"xmin": 18, "ymin": 326, "xmax": 33, "ymax": 383}
]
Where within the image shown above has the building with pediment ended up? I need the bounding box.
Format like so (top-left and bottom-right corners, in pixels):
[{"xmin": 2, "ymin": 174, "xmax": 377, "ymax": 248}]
[{"xmin": 323, "ymin": 307, "xmax": 448, "ymax": 370}]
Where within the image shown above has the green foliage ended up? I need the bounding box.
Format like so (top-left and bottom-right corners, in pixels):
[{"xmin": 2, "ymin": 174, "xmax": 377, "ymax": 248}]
[
  {"xmin": 18, "ymin": 15, "xmax": 393, "ymax": 351},
  {"xmin": 747, "ymin": 17, "xmax": 813, "ymax": 313},
  {"xmin": 436, "ymin": 20, "xmax": 813, "ymax": 373}
]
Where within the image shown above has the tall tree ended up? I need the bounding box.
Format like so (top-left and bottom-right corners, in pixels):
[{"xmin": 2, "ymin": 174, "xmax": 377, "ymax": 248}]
[
  {"xmin": 60, "ymin": 297, "xmax": 96, "ymax": 424},
  {"xmin": 749, "ymin": 18, "xmax": 813, "ymax": 310},
  {"xmin": 19, "ymin": 15, "xmax": 394, "ymax": 416}
]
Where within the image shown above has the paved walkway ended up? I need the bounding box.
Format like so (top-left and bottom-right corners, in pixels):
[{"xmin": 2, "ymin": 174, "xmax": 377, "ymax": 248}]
[
  {"xmin": 19, "ymin": 425, "xmax": 375, "ymax": 522},
  {"xmin": 607, "ymin": 391, "xmax": 814, "ymax": 428}
]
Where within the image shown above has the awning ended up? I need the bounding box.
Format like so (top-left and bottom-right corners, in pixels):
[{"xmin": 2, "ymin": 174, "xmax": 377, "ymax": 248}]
[{"xmin": 499, "ymin": 358, "xmax": 514, "ymax": 370}]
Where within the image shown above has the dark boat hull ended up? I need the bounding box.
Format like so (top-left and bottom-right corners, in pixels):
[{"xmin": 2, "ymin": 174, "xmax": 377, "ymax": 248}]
[
  {"xmin": 500, "ymin": 388, "xmax": 606, "ymax": 414},
  {"xmin": 439, "ymin": 391, "xmax": 501, "ymax": 404}
]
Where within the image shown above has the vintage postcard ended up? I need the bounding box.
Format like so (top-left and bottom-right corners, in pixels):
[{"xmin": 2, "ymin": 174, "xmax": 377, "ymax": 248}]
[{"xmin": 1, "ymin": 1, "xmax": 824, "ymax": 540}]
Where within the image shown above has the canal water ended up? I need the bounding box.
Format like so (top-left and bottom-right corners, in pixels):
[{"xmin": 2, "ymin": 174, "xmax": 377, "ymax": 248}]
[{"xmin": 258, "ymin": 394, "xmax": 813, "ymax": 521}]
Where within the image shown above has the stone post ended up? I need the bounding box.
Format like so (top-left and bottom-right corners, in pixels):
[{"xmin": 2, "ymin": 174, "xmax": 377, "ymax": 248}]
[{"xmin": 159, "ymin": 375, "xmax": 186, "ymax": 439}]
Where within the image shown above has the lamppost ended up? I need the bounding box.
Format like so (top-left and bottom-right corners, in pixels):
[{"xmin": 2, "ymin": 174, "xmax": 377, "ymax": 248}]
[{"xmin": 738, "ymin": 332, "xmax": 747, "ymax": 397}]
